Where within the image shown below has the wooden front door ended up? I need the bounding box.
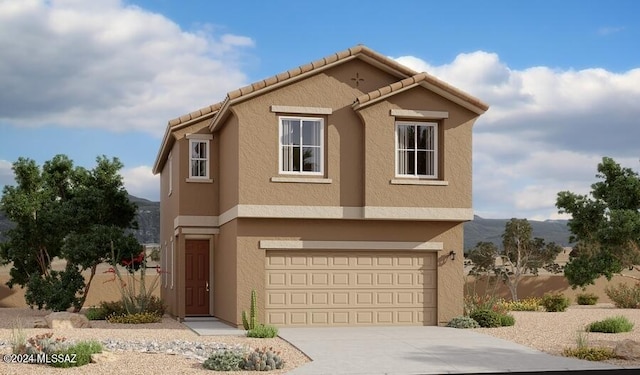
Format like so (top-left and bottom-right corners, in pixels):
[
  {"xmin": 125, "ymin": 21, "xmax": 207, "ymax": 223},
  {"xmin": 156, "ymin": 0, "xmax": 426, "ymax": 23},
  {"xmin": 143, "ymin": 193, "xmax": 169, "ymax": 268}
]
[{"xmin": 185, "ymin": 239, "xmax": 210, "ymax": 315}]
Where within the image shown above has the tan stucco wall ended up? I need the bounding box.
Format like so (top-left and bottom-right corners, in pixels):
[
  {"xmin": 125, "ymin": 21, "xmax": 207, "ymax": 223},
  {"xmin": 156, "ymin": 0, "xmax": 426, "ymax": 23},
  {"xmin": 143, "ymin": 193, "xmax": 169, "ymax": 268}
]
[
  {"xmin": 177, "ymin": 130, "xmax": 218, "ymax": 217},
  {"xmin": 160, "ymin": 141, "xmax": 180, "ymax": 317},
  {"xmin": 213, "ymin": 219, "xmax": 238, "ymax": 325},
  {"xmin": 219, "ymin": 114, "xmax": 239, "ymax": 213},
  {"xmin": 233, "ymin": 218, "xmax": 464, "ymax": 326}
]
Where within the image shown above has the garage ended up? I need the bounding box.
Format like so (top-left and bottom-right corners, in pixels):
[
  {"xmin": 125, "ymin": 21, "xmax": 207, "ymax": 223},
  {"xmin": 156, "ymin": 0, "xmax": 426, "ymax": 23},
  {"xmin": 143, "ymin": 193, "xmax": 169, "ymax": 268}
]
[{"xmin": 265, "ymin": 251, "xmax": 437, "ymax": 326}]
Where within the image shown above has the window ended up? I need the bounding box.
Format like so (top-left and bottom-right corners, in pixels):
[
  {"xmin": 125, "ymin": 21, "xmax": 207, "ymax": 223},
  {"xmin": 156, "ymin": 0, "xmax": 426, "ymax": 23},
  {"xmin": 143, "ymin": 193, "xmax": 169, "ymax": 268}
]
[
  {"xmin": 279, "ymin": 116, "xmax": 323, "ymax": 174},
  {"xmin": 396, "ymin": 121, "xmax": 437, "ymax": 178},
  {"xmin": 189, "ymin": 139, "xmax": 209, "ymax": 178}
]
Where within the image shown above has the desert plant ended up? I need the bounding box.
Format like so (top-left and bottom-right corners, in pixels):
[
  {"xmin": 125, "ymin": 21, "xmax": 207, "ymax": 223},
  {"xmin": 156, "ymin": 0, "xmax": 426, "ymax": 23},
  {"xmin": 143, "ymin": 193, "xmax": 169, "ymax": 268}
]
[
  {"xmin": 499, "ymin": 313, "xmax": 516, "ymax": 327},
  {"xmin": 541, "ymin": 293, "xmax": 570, "ymax": 312},
  {"xmin": 247, "ymin": 324, "xmax": 279, "ymax": 338},
  {"xmin": 576, "ymin": 292, "xmax": 599, "ymax": 305},
  {"xmin": 469, "ymin": 309, "xmax": 501, "ymax": 328},
  {"xmin": 242, "ymin": 347, "xmax": 285, "ymax": 371},
  {"xmin": 10, "ymin": 319, "xmax": 27, "ymax": 355},
  {"xmin": 562, "ymin": 347, "xmax": 615, "ymax": 361},
  {"xmin": 85, "ymin": 306, "xmax": 107, "ymax": 320},
  {"xmin": 464, "ymin": 293, "xmax": 507, "ymax": 316},
  {"xmin": 50, "ymin": 340, "xmax": 102, "ymax": 368},
  {"xmin": 586, "ymin": 315, "xmax": 634, "ymax": 333},
  {"xmin": 605, "ymin": 283, "xmax": 640, "ymax": 308},
  {"xmin": 107, "ymin": 312, "xmax": 162, "ymax": 324},
  {"xmin": 242, "ymin": 289, "xmax": 258, "ymax": 330},
  {"xmin": 499, "ymin": 297, "xmax": 541, "ymax": 311},
  {"xmin": 25, "ymin": 332, "xmax": 68, "ymax": 356},
  {"xmin": 446, "ymin": 316, "xmax": 480, "ymax": 329},
  {"xmin": 99, "ymin": 300, "xmax": 127, "ymax": 317},
  {"xmin": 203, "ymin": 349, "xmax": 246, "ymax": 371}
]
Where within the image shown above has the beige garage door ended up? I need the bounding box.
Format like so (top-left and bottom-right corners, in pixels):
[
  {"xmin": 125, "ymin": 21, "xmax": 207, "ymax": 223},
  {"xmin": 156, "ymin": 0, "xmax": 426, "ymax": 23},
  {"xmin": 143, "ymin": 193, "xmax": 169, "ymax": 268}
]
[{"xmin": 265, "ymin": 251, "xmax": 437, "ymax": 326}]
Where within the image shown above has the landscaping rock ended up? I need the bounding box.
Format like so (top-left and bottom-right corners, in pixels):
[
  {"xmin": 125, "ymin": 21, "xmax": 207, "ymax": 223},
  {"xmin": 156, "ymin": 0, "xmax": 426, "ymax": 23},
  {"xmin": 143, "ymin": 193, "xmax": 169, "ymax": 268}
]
[
  {"xmin": 91, "ymin": 351, "xmax": 117, "ymax": 363},
  {"xmin": 32, "ymin": 318, "xmax": 48, "ymax": 328},
  {"xmin": 614, "ymin": 339, "xmax": 640, "ymax": 360},
  {"xmin": 44, "ymin": 312, "xmax": 91, "ymax": 329}
]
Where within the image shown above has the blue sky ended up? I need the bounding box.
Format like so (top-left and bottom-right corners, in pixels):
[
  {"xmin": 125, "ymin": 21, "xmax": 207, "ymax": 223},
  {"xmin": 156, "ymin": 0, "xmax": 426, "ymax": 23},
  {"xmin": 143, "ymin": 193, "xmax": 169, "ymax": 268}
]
[{"xmin": 1, "ymin": 0, "xmax": 639, "ymax": 220}]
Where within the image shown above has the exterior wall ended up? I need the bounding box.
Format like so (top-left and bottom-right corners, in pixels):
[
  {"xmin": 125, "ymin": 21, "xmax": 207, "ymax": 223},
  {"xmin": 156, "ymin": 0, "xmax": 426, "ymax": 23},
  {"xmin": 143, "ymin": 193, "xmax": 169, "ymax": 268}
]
[
  {"xmin": 214, "ymin": 219, "xmax": 238, "ymax": 325},
  {"xmin": 177, "ymin": 127, "xmax": 218, "ymax": 216},
  {"xmin": 219, "ymin": 115, "xmax": 239, "ymax": 213},
  {"xmin": 160, "ymin": 141, "xmax": 180, "ymax": 317},
  {"xmin": 235, "ymin": 218, "xmax": 464, "ymax": 326}
]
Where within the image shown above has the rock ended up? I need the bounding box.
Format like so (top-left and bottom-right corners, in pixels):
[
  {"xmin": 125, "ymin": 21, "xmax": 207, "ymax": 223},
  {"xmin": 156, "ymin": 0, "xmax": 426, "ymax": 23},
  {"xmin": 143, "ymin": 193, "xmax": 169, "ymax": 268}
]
[
  {"xmin": 33, "ymin": 318, "xmax": 48, "ymax": 328},
  {"xmin": 614, "ymin": 339, "xmax": 640, "ymax": 360},
  {"xmin": 44, "ymin": 312, "xmax": 91, "ymax": 329},
  {"xmin": 91, "ymin": 351, "xmax": 117, "ymax": 364}
]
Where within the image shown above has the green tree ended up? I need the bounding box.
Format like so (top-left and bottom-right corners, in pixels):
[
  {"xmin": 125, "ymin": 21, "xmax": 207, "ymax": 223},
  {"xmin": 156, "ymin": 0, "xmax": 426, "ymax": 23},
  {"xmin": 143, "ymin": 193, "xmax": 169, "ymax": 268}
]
[
  {"xmin": 0, "ymin": 155, "xmax": 140, "ymax": 311},
  {"xmin": 556, "ymin": 157, "xmax": 640, "ymax": 288},
  {"xmin": 467, "ymin": 218, "xmax": 563, "ymax": 300}
]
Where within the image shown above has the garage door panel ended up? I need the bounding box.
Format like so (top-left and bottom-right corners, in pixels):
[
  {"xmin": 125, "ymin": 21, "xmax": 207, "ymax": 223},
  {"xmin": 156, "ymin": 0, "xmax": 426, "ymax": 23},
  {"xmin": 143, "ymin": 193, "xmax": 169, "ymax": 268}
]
[{"xmin": 266, "ymin": 251, "xmax": 437, "ymax": 326}]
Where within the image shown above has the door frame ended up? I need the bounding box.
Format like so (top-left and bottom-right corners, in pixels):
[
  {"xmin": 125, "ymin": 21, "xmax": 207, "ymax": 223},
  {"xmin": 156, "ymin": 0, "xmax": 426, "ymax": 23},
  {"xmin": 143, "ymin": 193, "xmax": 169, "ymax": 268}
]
[{"xmin": 182, "ymin": 235, "xmax": 214, "ymax": 318}]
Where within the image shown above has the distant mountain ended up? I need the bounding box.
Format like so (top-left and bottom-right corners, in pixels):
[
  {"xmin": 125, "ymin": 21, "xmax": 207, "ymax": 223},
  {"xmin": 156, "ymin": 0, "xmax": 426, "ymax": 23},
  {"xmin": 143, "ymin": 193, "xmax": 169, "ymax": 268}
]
[{"xmin": 463, "ymin": 215, "xmax": 573, "ymax": 252}]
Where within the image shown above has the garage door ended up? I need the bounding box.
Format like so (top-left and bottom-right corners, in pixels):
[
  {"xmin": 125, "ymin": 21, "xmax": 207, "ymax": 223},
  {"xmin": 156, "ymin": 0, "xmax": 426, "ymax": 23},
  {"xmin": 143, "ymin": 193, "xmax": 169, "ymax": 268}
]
[{"xmin": 265, "ymin": 251, "xmax": 437, "ymax": 326}]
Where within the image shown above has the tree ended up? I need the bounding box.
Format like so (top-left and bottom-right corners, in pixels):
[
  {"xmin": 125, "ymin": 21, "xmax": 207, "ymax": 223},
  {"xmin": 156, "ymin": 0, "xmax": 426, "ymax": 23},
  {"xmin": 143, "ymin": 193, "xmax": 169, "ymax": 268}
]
[
  {"xmin": 467, "ymin": 218, "xmax": 563, "ymax": 300},
  {"xmin": 556, "ymin": 157, "xmax": 640, "ymax": 288},
  {"xmin": 0, "ymin": 155, "xmax": 140, "ymax": 311}
]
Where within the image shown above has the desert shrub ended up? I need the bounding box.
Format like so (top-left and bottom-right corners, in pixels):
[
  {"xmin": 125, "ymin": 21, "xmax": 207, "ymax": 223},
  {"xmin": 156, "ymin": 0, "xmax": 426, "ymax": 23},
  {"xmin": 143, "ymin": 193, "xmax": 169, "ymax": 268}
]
[
  {"xmin": 562, "ymin": 347, "xmax": 615, "ymax": 361},
  {"xmin": 605, "ymin": 283, "xmax": 640, "ymax": 308},
  {"xmin": 246, "ymin": 324, "xmax": 279, "ymax": 338},
  {"xmin": 99, "ymin": 300, "xmax": 127, "ymax": 317},
  {"xmin": 138, "ymin": 295, "xmax": 165, "ymax": 316},
  {"xmin": 576, "ymin": 292, "xmax": 599, "ymax": 305},
  {"xmin": 464, "ymin": 294, "xmax": 507, "ymax": 316},
  {"xmin": 50, "ymin": 340, "xmax": 102, "ymax": 368},
  {"xmin": 25, "ymin": 332, "xmax": 68, "ymax": 356},
  {"xmin": 499, "ymin": 297, "xmax": 541, "ymax": 311},
  {"xmin": 107, "ymin": 312, "xmax": 162, "ymax": 324},
  {"xmin": 85, "ymin": 306, "xmax": 108, "ymax": 320},
  {"xmin": 10, "ymin": 320, "xmax": 26, "ymax": 354},
  {"xmin": 541, "ymin": 293, "xmax": 570, "ymax": 312},
  {"xmin": 499, "ymin": 313, "xmax": 516, "ymax": 327},
  {"xmin": 586, "ymin": 315, "xmax": 634, "ymax": 333},
  {"xmin": 469, "ymin": 309, "xmax": 501, "ymax": 328},
  {"xmin": 203, "ymin": 349, "xmax": 245, "ymax": 371},
  {"xmin": 447, "ymin": 316, "xmax": 480, "ymax": 329},
  {"xmin": 242, "ymin": 347, "xmax": 285, "ymax": 371}
]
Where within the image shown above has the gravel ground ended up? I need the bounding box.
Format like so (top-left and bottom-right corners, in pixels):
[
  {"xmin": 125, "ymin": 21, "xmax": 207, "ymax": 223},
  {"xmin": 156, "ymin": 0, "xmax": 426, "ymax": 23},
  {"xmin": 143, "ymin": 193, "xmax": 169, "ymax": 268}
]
[{"xmin": 2, "ymin": 305, "xmax": 640, "ymax": 373}]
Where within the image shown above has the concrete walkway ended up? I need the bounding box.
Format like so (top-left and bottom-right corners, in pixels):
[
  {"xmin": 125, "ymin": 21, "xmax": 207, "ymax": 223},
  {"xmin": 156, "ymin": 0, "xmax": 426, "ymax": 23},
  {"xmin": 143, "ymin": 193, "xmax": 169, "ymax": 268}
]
[
  {"xmin": 278, "ymin": 326, "xmax": 624, "ymax": 374},
  {"xmin": 182, "ymin": 317, "xmax": 246, "ymax": 336}
]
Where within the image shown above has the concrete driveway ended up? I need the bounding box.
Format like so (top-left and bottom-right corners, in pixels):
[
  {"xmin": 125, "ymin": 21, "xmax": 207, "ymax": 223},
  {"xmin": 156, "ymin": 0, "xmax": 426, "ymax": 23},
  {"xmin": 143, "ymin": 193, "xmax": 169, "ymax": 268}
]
[{"xmin": 278, "ymin": 326, "xmax": 624, "ymax": 374}]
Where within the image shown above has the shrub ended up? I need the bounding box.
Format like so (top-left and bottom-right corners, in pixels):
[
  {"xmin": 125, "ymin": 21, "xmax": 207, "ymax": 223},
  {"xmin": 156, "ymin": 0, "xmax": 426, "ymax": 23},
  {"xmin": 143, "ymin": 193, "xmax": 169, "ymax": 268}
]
[
  {"xmin": 25, "ymin": 332, "xmax": 68, "ymax": 356},
  {"xmin": 139, "ymin": 295, "xmax": 165, "ymax": 316},
  {"xmin": 470, "ymin": 309, "xmax": 501, "ymax": 328},
  {"xmin": 10, "ymin": 320, "xmax": 26, "ymax": 355},
  {"xmin": 605, "ymin": 283, "xmax": 640, "ymax": 308},
  {"xmin": 50, "ymin": 340, "xmax": 102, "ymax": 368},
  {"xmin": 242, "ymin": 347, "xmax": 285, "ymax": 371},
  {"xmin": 85, "ymin": 306, "xmax": 108, "ymax": 320},
  {"xmin": 99, "ymin": 300, "xmax": 127, "ymax": 317},
  {"xmin": 499, "ymin": 297, "xmax": 541, "ymax": 311},
  {"xmin": 107, "ymin": 312, "xmax": 162, "ymax": 324},
  {"xmin": 464, "ymin": 294, "xmax": 507, "ymax": 316},
  {"xmin": 247, "ymin": 324, "xmax": 279, "ymax": 338},
  {"xmin": 447, "ymin": 316, "xmax": 480, "ymax": 329},
  {"xmin": 576, "ymin": 293, "xmax": 599, "ymax": 305},
  {"xmin": 562, "ymin": 347, "xmax": 615, "ymax": 361},
  {"xmin": 541, "ymin": 293, "xmax": 570, "ymax": 312},
  {"xmin": 586, "ymin": 315, "xmax": 634, "ymax": 333},
  {"xmin": 203, "ymin": 349, "xmax": 245, "ymax": 371},
  {"xmin": 499, "ymin": 313, "xmax": 516, "ymax": 327}
]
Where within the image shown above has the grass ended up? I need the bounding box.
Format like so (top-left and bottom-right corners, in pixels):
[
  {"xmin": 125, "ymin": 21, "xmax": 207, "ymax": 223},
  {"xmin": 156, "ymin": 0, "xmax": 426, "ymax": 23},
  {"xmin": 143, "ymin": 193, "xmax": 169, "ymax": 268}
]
[{"xmin": 586, "ymin": 315, "xmax": 634, "ymax": 333}]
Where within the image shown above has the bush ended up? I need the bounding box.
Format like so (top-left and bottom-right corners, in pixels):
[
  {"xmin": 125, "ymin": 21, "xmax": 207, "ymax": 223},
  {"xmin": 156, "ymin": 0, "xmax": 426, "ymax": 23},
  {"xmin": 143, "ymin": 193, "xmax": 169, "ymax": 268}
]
[
  {"xmin": 246, "ymin": 324, "xmax": 279, "ymax": 338},
  {"xmin": 447, "ymin": 316, "xmax": 480, "ymax": 329},
  {"xmin": 107, "ymin": 312, "xmax": 162, "ymax": 324},
  {"xmin": 138, "ymin": 295, "xmax": 165, "ymax": 316},
  {"xmin": 562, "ymin": 347, "xmax": 615, "ymax": 361},
  {"xmin": 605, "ymin": 283, "xmax": 640, "ymax": 308},
  {"xmin": 586, "ymin": 315, "xmax": 634, "ymax": 333},
  {"xmin": 470, "ymin": 309, "xmax": 501, "ymax": 328},
  {"xmin": 464, "ymin": 294, "xmax": 507, "ymax": 316},
  {"xmin": 499, "ymin": 313, "xmax": 516, "ymax": 327},
  {"xmin": 541, "ymin": 293, "xmax": 570, "ymax": 312},
  {"xmin": 499, "ymin": 297, "xmax": 541, "ymax": 311},
  {"xmin": 85, "ymin": 306, "xmax": 108, "ymax": 320},
  {"xmin": 576, "ymin": 293, "xmax": 599, "ymax": 305},
  {"xmin": 50, "ymin": 340, "xmax": 102, "ymax": 368},
  {"xmin": 203, "ymin": 349, "xmax": 245, "ymax": 371},
  {"xmin": 99, "ymin": 300, "xmax": 127, "ymax": 317}
]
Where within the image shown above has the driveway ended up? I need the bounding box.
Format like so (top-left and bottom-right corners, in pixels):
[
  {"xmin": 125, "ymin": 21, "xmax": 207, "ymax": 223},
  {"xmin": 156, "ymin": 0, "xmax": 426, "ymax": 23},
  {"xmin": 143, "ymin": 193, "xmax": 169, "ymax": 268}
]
[{"xmin": 278, "ymin": 326, "xmax": 623, "ymax": 374}]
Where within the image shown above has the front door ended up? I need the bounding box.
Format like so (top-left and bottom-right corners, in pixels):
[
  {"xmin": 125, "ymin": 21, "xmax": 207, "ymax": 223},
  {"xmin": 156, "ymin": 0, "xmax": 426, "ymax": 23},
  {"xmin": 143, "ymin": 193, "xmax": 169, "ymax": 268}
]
[{"xmin": 185, "ymin": 239, "xmax": 210, "ymax": 315}]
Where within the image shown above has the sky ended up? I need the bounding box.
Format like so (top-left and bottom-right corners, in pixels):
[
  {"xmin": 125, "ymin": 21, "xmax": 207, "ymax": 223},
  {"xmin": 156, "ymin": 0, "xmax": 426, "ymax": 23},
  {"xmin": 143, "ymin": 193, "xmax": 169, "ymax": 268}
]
[{"xmin": 1, "ymin": 0, "xmax": 639, "ymax": 220}]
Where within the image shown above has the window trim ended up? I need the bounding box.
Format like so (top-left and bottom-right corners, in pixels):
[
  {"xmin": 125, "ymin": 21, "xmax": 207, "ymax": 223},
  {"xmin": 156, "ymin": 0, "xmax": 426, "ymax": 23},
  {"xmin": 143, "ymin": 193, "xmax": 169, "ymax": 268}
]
[
  {"xmin": 278, "ymin": 116, "xmax": 325, "ymax": 176},
  {"xmin": 395, "ymin": 121, "xmax": 438, "ymax": 179},
  {"xmin": 188, "ymin": 139, "xmax": 210, "ymax": 180}
]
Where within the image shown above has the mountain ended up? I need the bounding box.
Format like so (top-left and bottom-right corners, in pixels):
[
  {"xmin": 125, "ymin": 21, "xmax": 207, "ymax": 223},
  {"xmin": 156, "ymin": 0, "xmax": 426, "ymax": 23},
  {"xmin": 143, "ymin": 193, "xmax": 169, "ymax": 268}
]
[{"xmin": 463, "ymin": 215, "xmax": 573, "ymax": 252}]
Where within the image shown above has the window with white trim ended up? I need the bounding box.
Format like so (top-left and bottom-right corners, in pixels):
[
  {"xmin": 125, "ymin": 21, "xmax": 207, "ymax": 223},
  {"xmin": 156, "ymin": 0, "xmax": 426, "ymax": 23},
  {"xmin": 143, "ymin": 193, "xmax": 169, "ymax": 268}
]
[
  {"xmin": 189, "ymin": 139, "xmax": 209, "ymax": 178},
  {"xmin": 279, "ymin": 116, "xmax": 323, "ymax": 174},
  {"xmin": 396, "ymin": 121, "xmax": 438, "ymax": 178}
]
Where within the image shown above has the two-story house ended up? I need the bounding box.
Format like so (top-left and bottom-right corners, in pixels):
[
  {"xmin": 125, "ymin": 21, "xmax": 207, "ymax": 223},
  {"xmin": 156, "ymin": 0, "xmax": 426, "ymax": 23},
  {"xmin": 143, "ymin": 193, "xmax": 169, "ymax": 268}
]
[{"xmin": 152, "ymin": 45, "xmax": 488, "ymax": 327}]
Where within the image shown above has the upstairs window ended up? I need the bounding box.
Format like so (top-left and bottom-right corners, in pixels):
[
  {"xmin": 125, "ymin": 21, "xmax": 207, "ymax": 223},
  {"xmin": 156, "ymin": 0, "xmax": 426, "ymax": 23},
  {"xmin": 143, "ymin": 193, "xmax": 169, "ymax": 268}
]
[
  {"xmin": 189, "ymin": 139, "xmax": 209, "ymax": 179},
  {"xmin": 396, "ymin": 121, "xmax": 437, "ymax": 178},
  {"xmin": 279, "ymin": 116, "xmax": 324, "ymax": 174}
]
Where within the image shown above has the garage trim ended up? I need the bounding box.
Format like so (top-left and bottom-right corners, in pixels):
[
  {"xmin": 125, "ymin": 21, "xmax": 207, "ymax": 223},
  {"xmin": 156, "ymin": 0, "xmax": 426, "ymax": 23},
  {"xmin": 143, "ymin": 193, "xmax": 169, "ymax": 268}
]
[{"xmin": 259, "ymin": 240, "xmax": 443, "ymax": 251}]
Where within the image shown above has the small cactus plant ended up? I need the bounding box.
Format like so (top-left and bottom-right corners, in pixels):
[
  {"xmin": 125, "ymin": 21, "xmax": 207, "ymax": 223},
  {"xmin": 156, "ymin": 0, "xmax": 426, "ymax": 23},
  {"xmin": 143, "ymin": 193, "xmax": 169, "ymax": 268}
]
[
  {"xmin": 242, "ymin": 347, "xmax": 285, "ymax": 371},
  {"xmin": 242, "ymin": 289, "xmax": 258, "ymax": 330},
  {"xmin": 25, "ymin": 332, "xmax": 68, "ymax": 355}
]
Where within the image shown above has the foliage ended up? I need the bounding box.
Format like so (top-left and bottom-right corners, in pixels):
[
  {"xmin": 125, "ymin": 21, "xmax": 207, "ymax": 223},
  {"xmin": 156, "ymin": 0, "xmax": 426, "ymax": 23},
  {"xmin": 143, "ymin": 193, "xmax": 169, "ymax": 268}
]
[
  {"xmin": 467, "ymin": 219, "xmax": 563, "ymax": 301},
  {"xmin": 464, "ymin": 293, "xmax": 507, "ymax": 316},
  {"xmin": 242, "ymin": 347, "xmax": 285, "ymax": 371},
  {"xmin": 10, "ymin": 319, "xmax": 26, "ymax": 355},
  {"xmin": 469, "ymin": 309, "xmax": 502, "ymax": 328},
  {"xmin": 50, "ymin": 340, "xmax": 102, "ymax": 368},
  {"xmin": 106, "ymin": 312, "xmax": 162, "ymax": 324},
  {"xmin": 576, "ymin": 292, "xmax": 599, "ymax": 305},
  {"xmin": 99, "ymin": 300, "xmax": 127, "ymax": 317},
  {"xmin": 242, "ymin": 289, "xmax": 258, "ymax": 330},
  {"xmin": 203, "ymin": 349, "xmax": 246, "ymax": 371},
  {"xmin": 24, "ymin": 332, "xmax": 68, "ymax": 355},
  {"xmin": 557, "ymin": 157, "xmax": 640, "ymax": 288},
  {"xmin": 446, "ymin": 316, "xmax": 480, "ymax": 329},
  {"xmin": 586, "ymin": 315, "xmax": 634, "ymax": 333},
  {"xmin": 605, "ymin": 283, "xmax": 640, "ymax": 308},
  {"xmin": 498, "ymin": 297, "xmax": 541, "ymax": 311},
  {"xmin": 247, "ymin": 324, "xmax": 279, "ymax": 338},
  {"xmin": 499, "ymin": 313, "xmax": 516, "ymax": 327},
  {"xmin": 0, "ymin": 155, "xmax": 140, "ymax": 311},
  {"xmin": 562, "ymin": 347, "xmax": 615, "ymax": 361},
  {"xmin": 541, "ymin": 293, "xmax": 570, "ymax": 312}
]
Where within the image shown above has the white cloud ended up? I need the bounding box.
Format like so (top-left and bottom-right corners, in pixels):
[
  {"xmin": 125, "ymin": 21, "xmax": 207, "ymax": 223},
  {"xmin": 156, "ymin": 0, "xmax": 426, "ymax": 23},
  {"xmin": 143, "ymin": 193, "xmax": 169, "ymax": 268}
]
[
  {"xmin": 0, "ymin": 0, "xmax": 253, "ymax": 136},
  {"xmin": 121, "ymin": 165, "xmax": 159, "ymax": 201},
  {"xmin": 597, "ymin": 26, "xmax": 624, "ymax": 36},
  {"xmin": 394, "ymin": 52, "xmax": 640, "ymax": 219},
  {"xmin": 0, "ymin": 159, "xmax": 15, "ymax": 189}
]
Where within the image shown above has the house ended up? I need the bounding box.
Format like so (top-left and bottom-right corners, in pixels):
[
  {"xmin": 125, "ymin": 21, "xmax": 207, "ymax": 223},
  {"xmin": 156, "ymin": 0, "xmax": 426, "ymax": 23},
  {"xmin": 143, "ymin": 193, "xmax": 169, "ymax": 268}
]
[{"xmin": 152, "ymin": 45, "xmax": 489, "ymax": 327}]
